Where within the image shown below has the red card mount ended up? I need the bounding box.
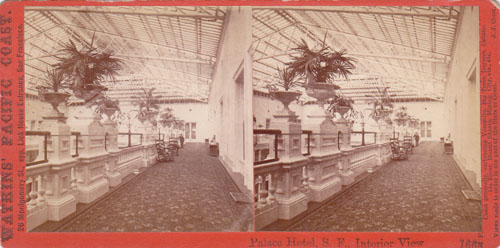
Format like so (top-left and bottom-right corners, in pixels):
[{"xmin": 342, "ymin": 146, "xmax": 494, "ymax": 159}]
[{"xmin": 0, "ymin": 0, "xmax": 499, "ymax": 247}]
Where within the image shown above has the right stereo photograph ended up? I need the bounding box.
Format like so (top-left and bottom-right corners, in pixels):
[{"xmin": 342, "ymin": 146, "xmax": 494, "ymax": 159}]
[{"xmin": 252, "ymin": 6, "xmax": 482, "ymax": 232}]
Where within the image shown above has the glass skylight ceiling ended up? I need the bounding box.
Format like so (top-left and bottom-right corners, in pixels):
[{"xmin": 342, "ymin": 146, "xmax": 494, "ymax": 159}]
[
  {"xmin": 25, "ymin": 6, "xmax": 226, "ymax": 103},
  {"xmin": 252, "ymin": 6, "xmax": 461, "ymax": 102}
]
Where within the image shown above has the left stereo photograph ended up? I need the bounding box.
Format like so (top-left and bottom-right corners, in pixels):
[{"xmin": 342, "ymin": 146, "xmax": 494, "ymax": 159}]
[{"xmin": 24, "ymin": 6, "xmax": 254, "ymax": 232}]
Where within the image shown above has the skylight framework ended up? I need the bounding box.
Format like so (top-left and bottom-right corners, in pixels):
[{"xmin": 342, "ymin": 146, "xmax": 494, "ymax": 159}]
[
  {"xmin": 25, "ymin": 6, "xmax": 227, "ymax": 103},
  {"xmin": 252, "ymin": 6, "xmax": 462, "ymax": 102}
]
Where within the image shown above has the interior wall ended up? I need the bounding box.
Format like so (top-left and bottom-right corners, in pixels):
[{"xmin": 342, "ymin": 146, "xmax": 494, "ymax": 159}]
[
  {"xmin": 443, "ymin": 6, "xmax": 480, "ymax": 188},
  {"xmin": 208, "ymin": 7, "xmax": 253, "ymax": 191},
  {"xmin": 112, "ymin": 103, "xmax": 209, "ymax": 142},
  {"xmin": 166, "ymin": 103, "xmax": 210, "ymax": 142},
  {"xmin": 392, "ymin": 102, "xmax": 446, "ymax": 141}
]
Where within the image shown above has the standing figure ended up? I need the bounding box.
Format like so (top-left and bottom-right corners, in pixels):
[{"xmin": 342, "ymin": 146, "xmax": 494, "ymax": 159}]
[
  {"xmin": 414, "ymin": 132, "xmax": 420, "ymax": 147},
  {"xmin": 179, "ymin": 134, "xmax": 185, "ymax": 148}
]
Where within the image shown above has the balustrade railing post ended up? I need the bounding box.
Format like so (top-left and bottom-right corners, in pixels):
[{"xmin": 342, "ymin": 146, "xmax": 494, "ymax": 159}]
[
  {"xmin": 37, "ymin": 175, "xmax": 46, "ymax": 206},
  {"xmin": 128, "ymin": 130, "xmax": 132, "ymax": 147},
  {"xmin": 301, "ymin": 130, "xmax": 312, "ymax": 156},
  {"xmin": 274, "ymin": 133, "xmax": 278, "ymax": 160},
  {"xmin": 71, "ymin": 132, "xmax": 80, "ymax": 157},
  {"xmin": 266, "ymin": 174, "xmax": 276, "ymax": 204},
  {"xmin": 104, "ymin": 133, "xmax": 108, "ymax": 151},
  {"xmin": 256, "ymin": 176, "xmax": 268, "ymax": 208},
  {"xmin": 301, "ymin": 165, "xmax": 309, "ymax": 192},
  {"xmin": 362, "ymin": 127, "xmax": 365, "ymax": 146},
  {"xmin": 307, "ymin": 132, "xmax": 311, "ymax": 155},
  {"xmin": 76, "ymin": 133, "xmax": 79, "ymax": 157},
  {"xmin": 43, "ymin": 133, "xmax": 48, "ymax": 162},
  {"xmin": 253, "ymin": 129, "xmax": 282, "ymax": 165}
]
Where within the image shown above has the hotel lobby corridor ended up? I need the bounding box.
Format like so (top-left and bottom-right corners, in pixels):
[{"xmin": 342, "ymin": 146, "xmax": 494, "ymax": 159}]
[
  {"xmin": 265, "ymin": 142, "xmax": 481, "ymax": 232},
  {"xmin": 32, "ymin": 143, "xmax": 252, "ymax": 232}
]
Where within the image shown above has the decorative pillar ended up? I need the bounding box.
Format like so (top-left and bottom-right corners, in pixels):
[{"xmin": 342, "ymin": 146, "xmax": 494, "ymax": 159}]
[
  {"xmin": 334, "ymin": 116, "xmax": 355, "ymax": 185},
  {"xmin": 137, "ymin": 120, "xmax": 156, "ymax": 169},
  {"xmin": 269, "ymin": 96, "xmax": 309, "ymax": 220},
  {"xmin": 302, "ymin": 107, "xmax": 343, "ymax": 202},
  {"xmin": 40, "ymin": 114, "xmax": 78, "ymax": 221},
  {"xmin": 102, "ymin": 117, "xmax": 121, "ymax": 187},
  {"xmin": 68, "ymin": 112, "xmax": 109, "ymax": 204}
]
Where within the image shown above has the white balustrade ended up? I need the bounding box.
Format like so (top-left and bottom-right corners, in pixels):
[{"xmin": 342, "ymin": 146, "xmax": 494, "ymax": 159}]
[
  {"xmin": 26, "ymin": 165, "xmax": 51, "ymax": 231},
  {"xmin": 300, "ymin": 165, "xmax": 309, "ymax": 192},
  {"xmin": 254, "ymin": 165, "xmax": 280, "ymax": 230},
  {"xmin": 255, "ymin": 129, "xmax": 393, "ymax": 230},
  {"xmin": 351, "ymin": 145, "xmax": 378, "ymax": 167}
]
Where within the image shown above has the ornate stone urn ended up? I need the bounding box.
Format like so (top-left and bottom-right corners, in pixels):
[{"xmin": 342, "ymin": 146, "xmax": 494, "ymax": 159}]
[
  {"xmin": 306, "ymin": 83, "xmax": 339, "ymax": 116},
  {"xmin": 42, "ymin": 92, "xmax": 70, "ymax": 120},
  {"xmin": 102, "ymin": 107, "xmax": 118, "ymax": 122},
  {"xmin": 146, "ymin": 110, "xmax": 158, "ymax": 118},
  {"xmin": 372, "ymin": 114, "xmax": 381, "ymax": 123},
  {"xmin": 306, "ymin": 83, "xmax": 339, "ymax": 105},
  {"xmin": 336, "ymin": 105, "xmax": 350, "ymax": 117},
  {"xmin": 273, "ymin": 91, "xmax": 301, "ymax": 112}
]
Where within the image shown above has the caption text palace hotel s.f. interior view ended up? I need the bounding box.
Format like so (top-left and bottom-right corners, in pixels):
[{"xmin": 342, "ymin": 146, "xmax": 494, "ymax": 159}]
[{"xmin": 24, "ymin": 6, "xmax": 480, "ymax": 232}]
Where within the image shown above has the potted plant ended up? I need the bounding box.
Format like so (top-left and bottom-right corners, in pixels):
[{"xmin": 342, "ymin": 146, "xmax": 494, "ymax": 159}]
[
  {"xmin": 55, "ymin": 38, "xmax": 122, "ymax": 102},
  {"xmin": 366, "ymin": 87, "xmax": 394, "ymax": 124},
  {"xmin": 90, "ymin": 95, "xmax": 120, "ymax": 121},
  {"xmin": 132, "ymin": 88, "xmax": 161, "ymax": 124},
  {"xmin": 267, "ymin": 66, "xmax": 302, "ymax": 111},
  {"xmin": 159, "ymin": 108, "xmax": 175, "ymax": 127},
  {"xmin": 394, "ymin": 106, "xmax": 410, "ymax": 127},
  {"xmin": 327, "ymin": 92, "xmax": 355, "ymax": 119},
  {"xmin": 173, "ymin": 118, "xmax": 185, "ymax": 130},
  {"xmin": 286, "ymin": 39, "xmax": 356, "ymax": 104},
  {"xmin": 37, "ymin": 68, "xmax": 71, "ymax": 118}
]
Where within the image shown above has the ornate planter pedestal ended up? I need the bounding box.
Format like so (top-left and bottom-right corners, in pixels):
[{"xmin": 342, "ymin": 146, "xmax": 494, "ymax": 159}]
[
  {"xmin": 101, "ymin": 108, "xmax": 121, "ymax": 187},
  {"xmin": 271, "ymin": 91, "xmax": 304, "ymax": 163},
  {"xmin": 306, "ymin": 153, "xmax": 342, "ymax": 203},
  {"xmin": 335, "ymin": 114, "xmax": 355, "ymax": 185},
  {"xmin": 39, "ymin": 93, "xmax": 78, "ymax": 221},
  {"xmin": 269, "ymin": 91, "xmax": 309, "ymax": 220},
  {"xmin": 42, "ymin": 92, "xmax": 71, "ymax": 122},
  {"xmin": 302, "ymin": 83, "xmax": 344, "ymax": 202},
  {"xmin": 273, "ymin": 91, "xmax": 301, "ymax": 112},
  {"xmin": 306, "ymin": 83, "xmax": 339, "ymax": 117},
  {"xmin": 68, "ymin": 111, "xmax": 110, "ymax": 204},
  {"xmin": 338, "ymin": 152, "xmax": 355, "ymax": 185},
  {"xmin": 303, "ymin": 83, "xmax": 340, "ymax": 156},
  {"xmin": 138, "ymin": 120, "xmax": 157, "ymax": 169}
]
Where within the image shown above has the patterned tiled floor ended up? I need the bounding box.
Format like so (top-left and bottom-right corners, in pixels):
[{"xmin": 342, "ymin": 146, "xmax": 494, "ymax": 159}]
[
  {"xmin": 289, "ymin": 141, "xmax": 482, "ymax": 232},
  {"xmin": 56, "ymin": 143, "xmax": 252, "ymax": 232}
]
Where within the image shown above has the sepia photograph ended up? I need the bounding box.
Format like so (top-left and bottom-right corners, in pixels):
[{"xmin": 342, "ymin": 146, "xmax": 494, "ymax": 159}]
[
  {"xmin": 23, "ymin": 6, "xmax": 254, "ymax": 232},
  {"xmin": 1, "ymin": 0, "xmax": 499, "ymax": 246},
  {"xmin": 252, "ymin": 6, "xmax": 482, "ymax": 232}
]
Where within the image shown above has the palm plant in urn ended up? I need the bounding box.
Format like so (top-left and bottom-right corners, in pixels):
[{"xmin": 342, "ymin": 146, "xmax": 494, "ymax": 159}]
[
  {"xmin": 132, "ymin": 88, "xmax": 161, "ymax": 125},
  {"xmin": 37, "ymin": 68, "xmax": 71, "ymax": 119},
  {"xmin": 91, "ymin": 95, "xmax": 120, "ymax": 122},
  {"xmin": 267, "ymin": 66, "xmax": 302, "ymax": 112},
  {"xmin": 54, "ymin": 37, "xmax": 122, "ymax": 102},
  {"xmin": 366, "ymin": 87, "xmax": 394, "ymax": 125},
  {"xmin": 327, "ymin": 92, "xmax": 355, "ymax": 120},
  {"xmin": 159, "ymin": 108, "xmax": 175, "ymax": 128},
  {"xmin": 286, "ymin": 39, "xmax": 356, "ymax": 109},
  {"xmin": 394, "ymin": 106, "xmax": 410, "ymax": 129}
]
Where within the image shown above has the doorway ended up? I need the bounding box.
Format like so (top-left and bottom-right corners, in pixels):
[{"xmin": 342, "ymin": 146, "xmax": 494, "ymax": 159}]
[{"xmin": 185, "ymin": 122, "xmax": 197, "ymax": 142}]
